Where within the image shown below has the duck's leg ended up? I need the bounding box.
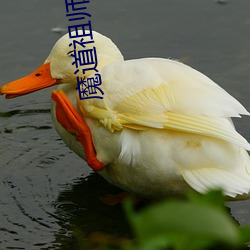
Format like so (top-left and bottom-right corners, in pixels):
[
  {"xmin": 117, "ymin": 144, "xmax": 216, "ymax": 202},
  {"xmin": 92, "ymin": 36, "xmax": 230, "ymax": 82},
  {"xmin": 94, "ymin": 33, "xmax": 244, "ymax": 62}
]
[{"xmin": 51, "ymin": 89, "xmax": 105, "ymax": 171}]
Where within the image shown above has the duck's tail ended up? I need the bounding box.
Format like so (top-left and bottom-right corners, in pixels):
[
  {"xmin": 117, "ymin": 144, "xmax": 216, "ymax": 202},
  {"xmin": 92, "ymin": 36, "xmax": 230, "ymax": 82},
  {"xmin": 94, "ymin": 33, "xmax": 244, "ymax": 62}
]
[{"xmin": 181, "ymin": 148, "xmax": 250, "ymax": 198}]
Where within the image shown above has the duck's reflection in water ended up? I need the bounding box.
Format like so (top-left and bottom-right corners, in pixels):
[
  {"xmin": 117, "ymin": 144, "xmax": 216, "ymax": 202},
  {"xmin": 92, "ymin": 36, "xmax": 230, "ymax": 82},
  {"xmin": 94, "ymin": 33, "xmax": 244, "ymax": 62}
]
[{"xmin": 52, "ymin": 173, "xmax": 132, "ymax": 250}]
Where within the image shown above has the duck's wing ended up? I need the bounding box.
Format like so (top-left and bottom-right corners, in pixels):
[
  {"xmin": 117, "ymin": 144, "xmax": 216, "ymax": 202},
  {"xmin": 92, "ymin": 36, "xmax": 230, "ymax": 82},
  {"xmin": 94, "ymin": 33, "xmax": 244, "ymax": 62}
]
[{"xmin": 78, "ymin": 58, "xmax": 250, "ymax": 150}]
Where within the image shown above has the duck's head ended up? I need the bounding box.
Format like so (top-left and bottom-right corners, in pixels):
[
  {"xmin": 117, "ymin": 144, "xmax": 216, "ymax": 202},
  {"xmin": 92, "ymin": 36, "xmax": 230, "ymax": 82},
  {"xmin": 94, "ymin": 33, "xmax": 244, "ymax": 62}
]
[{"xmin": 0, "ymin": 31, "xmax": 124, "ymax": 98}]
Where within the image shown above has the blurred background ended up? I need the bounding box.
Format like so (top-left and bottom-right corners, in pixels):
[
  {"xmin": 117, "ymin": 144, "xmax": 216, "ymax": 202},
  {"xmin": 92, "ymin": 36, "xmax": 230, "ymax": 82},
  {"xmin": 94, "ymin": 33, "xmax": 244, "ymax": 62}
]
[{"xmin": 0, "ymin": 0, "xmax": 250, "ymax": 249}]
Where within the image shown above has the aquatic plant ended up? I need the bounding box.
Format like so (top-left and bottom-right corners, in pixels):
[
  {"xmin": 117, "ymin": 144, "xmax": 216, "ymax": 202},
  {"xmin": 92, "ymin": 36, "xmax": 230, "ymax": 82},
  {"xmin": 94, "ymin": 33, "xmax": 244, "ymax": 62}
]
[{"xmin": 73, "ymin": 190, "xmax": 250, "ymax": 250}]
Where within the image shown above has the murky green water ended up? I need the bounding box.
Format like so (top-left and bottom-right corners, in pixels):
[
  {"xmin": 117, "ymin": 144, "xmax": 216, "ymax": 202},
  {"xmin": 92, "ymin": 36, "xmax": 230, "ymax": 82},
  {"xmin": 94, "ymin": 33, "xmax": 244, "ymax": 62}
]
[{"xmin": 0, "ymin": 0, "xmax": 250, "ymax": 249}]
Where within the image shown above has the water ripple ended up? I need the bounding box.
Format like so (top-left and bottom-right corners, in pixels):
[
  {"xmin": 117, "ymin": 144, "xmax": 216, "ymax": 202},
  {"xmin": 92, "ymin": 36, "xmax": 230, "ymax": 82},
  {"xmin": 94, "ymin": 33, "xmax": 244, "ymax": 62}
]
[{"xmin": 0, "ymin": 109, "xmax": 51, "ymax": 117}]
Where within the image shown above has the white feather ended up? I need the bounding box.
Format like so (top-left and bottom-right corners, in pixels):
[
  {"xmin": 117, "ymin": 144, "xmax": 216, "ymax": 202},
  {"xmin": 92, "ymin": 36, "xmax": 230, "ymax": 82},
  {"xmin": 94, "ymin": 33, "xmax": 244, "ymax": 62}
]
[{"xmin": 118, "ymin": 129, "xmax": 141, "ymax": 166}]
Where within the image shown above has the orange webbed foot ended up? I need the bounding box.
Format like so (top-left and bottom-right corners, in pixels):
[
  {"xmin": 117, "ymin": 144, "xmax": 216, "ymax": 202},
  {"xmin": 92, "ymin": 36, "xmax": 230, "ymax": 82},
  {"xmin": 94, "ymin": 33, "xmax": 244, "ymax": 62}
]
[
  {"xmin": 51, "ymin": 89, "xmax": 105, "ymax": 171},
  {"xmin": 99, "ymin": 192, "xmax": 130, "ymax": 206},
  {"xmin": 100, "ymin": 192, "xmax": 145, "ymax": 206}
]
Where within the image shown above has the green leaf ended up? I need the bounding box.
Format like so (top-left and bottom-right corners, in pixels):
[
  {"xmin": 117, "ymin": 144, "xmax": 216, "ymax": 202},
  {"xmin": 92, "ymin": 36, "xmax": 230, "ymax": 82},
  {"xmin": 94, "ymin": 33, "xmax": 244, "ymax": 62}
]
[
  {"xmin": 187, "ymin": 189, "xmax": 226, "ymax": 209},
  {"xmin": 125, "ymin": 198, "xmax": 241, "ymax": 250},
  {"xmin": 239, "ymin": 226, "xmax": 250, "ymax": 243}
]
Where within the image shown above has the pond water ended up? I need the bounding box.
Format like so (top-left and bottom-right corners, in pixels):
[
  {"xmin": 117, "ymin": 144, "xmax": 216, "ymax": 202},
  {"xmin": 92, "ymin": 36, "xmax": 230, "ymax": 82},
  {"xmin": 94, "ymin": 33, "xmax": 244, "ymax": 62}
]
[{"xmin": 0, "ymin": 0, "xmax": 250, "ymax": 249}]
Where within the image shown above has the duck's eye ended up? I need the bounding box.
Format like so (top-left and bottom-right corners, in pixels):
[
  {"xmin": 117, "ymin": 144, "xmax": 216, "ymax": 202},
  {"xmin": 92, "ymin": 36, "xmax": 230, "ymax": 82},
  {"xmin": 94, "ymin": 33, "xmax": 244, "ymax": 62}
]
[
  {"xmin": 35, "ymin": 73, "xmax": 41, "ymax": 77},
  {"xmin": 67, "ymin": 50, "xmax": 74, "ymax": 56}
]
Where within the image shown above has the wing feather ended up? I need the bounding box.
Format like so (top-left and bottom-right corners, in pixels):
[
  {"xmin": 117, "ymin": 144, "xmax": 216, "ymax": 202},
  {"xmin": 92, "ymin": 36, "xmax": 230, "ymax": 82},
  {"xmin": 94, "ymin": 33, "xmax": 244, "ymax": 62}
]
[{"xmin": 79, "ymin": 58, "xmax": 250, "ymax": 149}]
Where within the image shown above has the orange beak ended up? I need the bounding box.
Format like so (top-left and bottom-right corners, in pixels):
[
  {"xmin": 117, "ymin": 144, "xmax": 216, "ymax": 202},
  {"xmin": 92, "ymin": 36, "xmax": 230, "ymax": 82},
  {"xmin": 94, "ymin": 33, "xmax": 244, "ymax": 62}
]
[{"xmin": 0, "ymin": 62, "xmax": 60, "ymax": 99}]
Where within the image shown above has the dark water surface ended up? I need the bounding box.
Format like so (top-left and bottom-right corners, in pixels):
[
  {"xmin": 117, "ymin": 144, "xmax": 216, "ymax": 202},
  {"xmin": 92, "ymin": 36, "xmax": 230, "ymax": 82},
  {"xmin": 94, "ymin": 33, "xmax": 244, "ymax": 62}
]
[{"xmin": 0, "ymin": 0, "xmax": 250, "ymax": 249}]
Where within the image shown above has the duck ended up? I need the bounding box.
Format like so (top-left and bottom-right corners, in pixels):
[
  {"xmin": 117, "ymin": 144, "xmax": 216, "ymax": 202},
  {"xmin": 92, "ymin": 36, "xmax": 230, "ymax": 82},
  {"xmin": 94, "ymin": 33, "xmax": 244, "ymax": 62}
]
[{"xmin": 1, "ymin": 31, "xmax": 250, "ymax": 199}]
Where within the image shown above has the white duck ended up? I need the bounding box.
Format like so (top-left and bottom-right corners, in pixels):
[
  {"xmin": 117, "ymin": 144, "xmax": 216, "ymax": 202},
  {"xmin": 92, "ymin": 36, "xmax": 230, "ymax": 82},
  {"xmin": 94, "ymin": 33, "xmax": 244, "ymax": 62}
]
[{"xmin": 1, "ymin": 31, "xmax": 250, "ymax": 199}]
